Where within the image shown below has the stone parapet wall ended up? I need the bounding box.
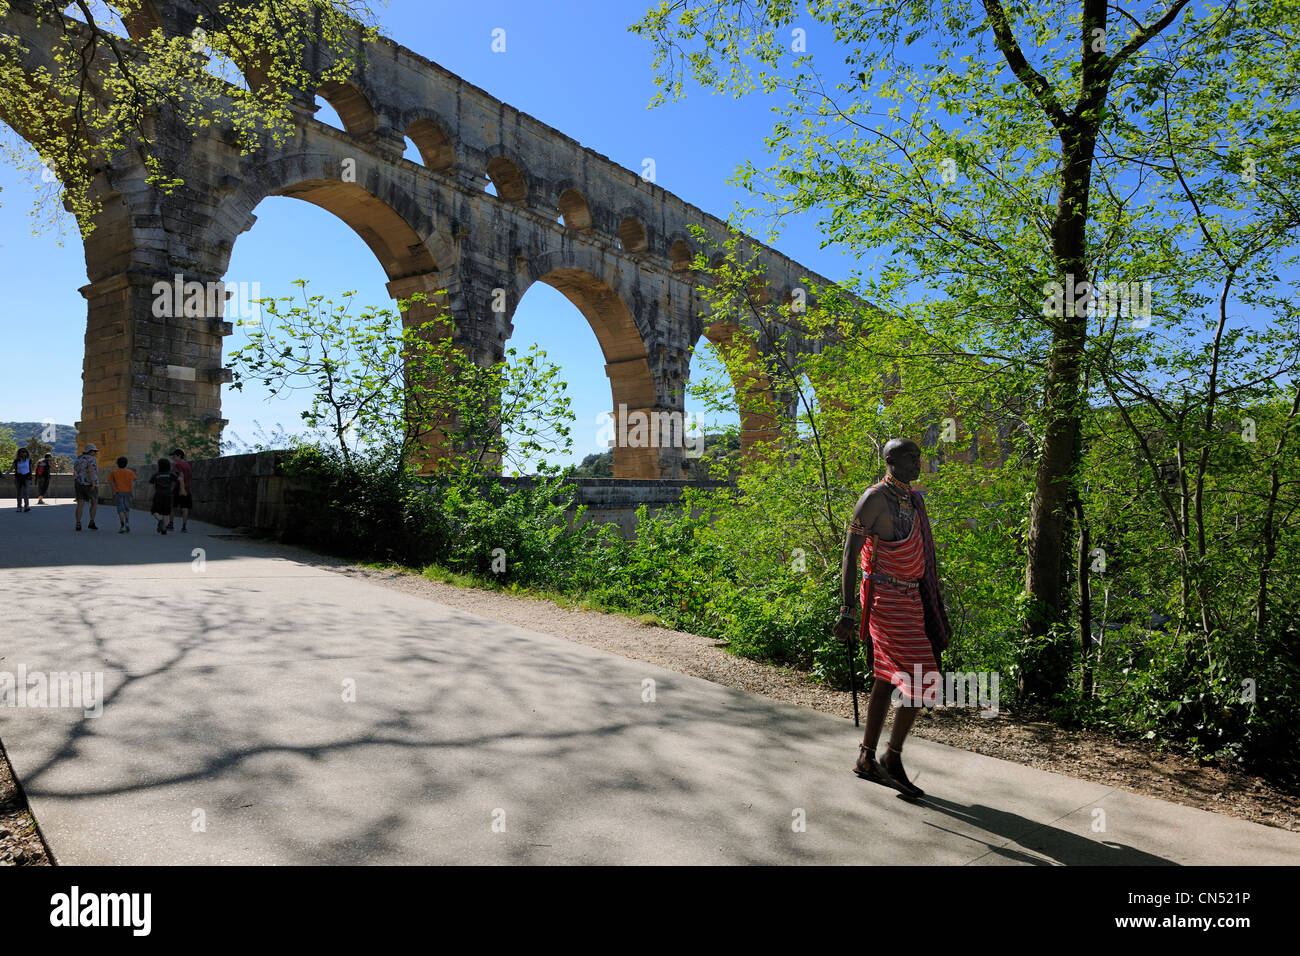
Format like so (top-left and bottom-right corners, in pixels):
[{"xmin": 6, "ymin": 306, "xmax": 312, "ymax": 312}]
[
  {"xmin": 171, "ymin": 453, "xmax": 729, "ymax": 538},
  {"xmin": 0, "ymin": 474, "xmax": 76, "ymax": 499}
]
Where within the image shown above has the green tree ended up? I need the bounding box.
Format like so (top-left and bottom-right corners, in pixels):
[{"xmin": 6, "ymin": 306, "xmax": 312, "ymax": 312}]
[
  {"xmin": 0, "ymin": 424, "xmax": 17, "ymax": 465},
  {"xmin": 228, "ymin": 281, "xmax": 574, "ymax": 479},
  {"xmin": 632, "ymin": 0, "xmax": 1299, "ymax": 705}
]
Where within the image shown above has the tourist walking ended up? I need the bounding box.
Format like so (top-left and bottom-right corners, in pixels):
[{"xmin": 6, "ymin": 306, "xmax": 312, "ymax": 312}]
[
  {"xmin": 107, "ymin": 456, "xmax": 137, "ymax": 533},
  {"xmin": 73, "ymin": 443, "xmax": 100, "ymax": 531},
  {"xmin": 34, "ymin": 452, "xmax": 53, "ymax": 504},
  {"xmin": 169, "ymin": 448, "xmax": 193, "ymax": 533},
  {"xmin": 834, "ymin": 438, "xmax": 951, "ymax": 799},
  {"xmin": 149, "ymin": 458, "xmax": 177, "ymax": 535},
  {"xmin": 12, "ymin": 447, "xmax": 33, "ymax": 512}
]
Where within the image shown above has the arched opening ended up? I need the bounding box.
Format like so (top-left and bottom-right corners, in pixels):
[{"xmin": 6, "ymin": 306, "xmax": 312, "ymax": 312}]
[
  {"xmin": 313, "ymin": 96, "xmax": 347, "ymax": 131},
  {"xmin": 510, "ymin": 266, "xmax": 659, "ymax": 478},
  {"xmin": 702, "ymin": 319, "xmax": 780, "ymax": 462},
  {"xmin": 617, "ymin": 216, "xmax": 647, "ymax": 253},
  {"xmin": 505, "ymin": 282, "xmax": 607, "ymax": 476},
  {"xmin": 682, "ymin": 334, "xmax": 741, "ymax": 479},
  {"xmin": 406, "ymin": 118, "xmax": 455, "ymax": 173},
  {"xmin": 62, "ymin": 1, "xmax": 131, "ymax": 38},
  {"xmin": 485, "ymin": 155, "xmax": 527, "ymax": 205},
  {"xmin": 220, "ymin": 180, "xmax": 441, "ymax": 460},
  {"xmin": 314, "ymin": 81, "xmax": 377, "ymax": 136},
  {"xmin": 191, "ymin": 35, "xmax": 252, "ymax": 91},
  {"xmin": 557, "ymin": 189, "xmax": 592, "ymax": 231},
  {"xmin": 270, "ymin": 179, "xmax": 438, "ymax": 278},
  {"xmin": 670, "ymin": 238, "xmax": 693, "ymax": 272},
  {"xmin": 793, "ymin": 371, "xmax": 822, "ymax": 441}
]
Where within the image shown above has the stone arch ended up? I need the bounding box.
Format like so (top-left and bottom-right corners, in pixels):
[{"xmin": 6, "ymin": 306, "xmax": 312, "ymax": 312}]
[
  {"xmin": 62, "ymin": 2, "xmax": 130, "ymax": 38},
  {"xmin": 617, "ymin": 215, "xmax": 648, "ymax": 253},
  {"xmin": 514, "ymin": 250, "xmax": 660, "ymax": 477},
  {"xmin": 485, "ymin": 153, "xmax": 528, "ymax": 205},
  {"xmin": 314, "ymin": 80, "xmax": 378, "ymax": 136},
  {"xmin": 217, "ymin": 152, "xmax": 455, "ymax": 285},
  {"xmin": 62, "ymin": 1, "xmax": 162, "ymax": 40},
  {"xmin": 265, "ymin": 179, "xmax": 437, "ymax": 279},
  {"xmin": 405, "ymin": 117, "xmax": 455, "ymax": 172},
  {"xmin": 557, "ymin": 188, "xmax": 593, "ymax": 231},
  {"xmin": 121, "ymin": 1, "xmax": 162, "ymax": 39},
  {"xmin": 669, "ymin": 237, "xmax": 694, "ymax": 272},
  {"xmin": 214, "ymin": 162, "xmax": 455, "ymax": 470}
]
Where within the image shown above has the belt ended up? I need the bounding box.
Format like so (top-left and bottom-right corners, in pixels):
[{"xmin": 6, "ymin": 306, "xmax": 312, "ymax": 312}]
[{"xmin": 863, "ymin": 571, "xmax": 920, "ymax": 590}]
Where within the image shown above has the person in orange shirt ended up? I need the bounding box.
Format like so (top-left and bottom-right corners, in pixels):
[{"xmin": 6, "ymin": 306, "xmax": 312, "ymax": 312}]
[{"xmin": 107, "ymin": 457, "xmax": 137, "ymax": 533}]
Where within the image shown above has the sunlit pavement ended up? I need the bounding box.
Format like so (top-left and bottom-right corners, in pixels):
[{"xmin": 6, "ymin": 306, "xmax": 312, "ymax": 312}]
[{"xmin": 2, "ymin": 502, "xmax": 1297, "ymax": 864}]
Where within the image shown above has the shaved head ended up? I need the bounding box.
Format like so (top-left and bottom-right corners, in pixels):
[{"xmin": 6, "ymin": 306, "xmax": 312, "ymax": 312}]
[
  {"xmin": 883, "ymin": 438, "xmax": 921, "ymax": 463},
  {"xmin": 883, "ymin": 438, "xmax": 923, "ymax": 483}
]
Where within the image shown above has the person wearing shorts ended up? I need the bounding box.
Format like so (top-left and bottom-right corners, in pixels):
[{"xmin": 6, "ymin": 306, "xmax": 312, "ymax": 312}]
[
  {"xmin": 149, "ymin": 458, "xmax": 177, "ymax": 535},
  {"xmin": 72, "ymin": 444, "xmax": 100, "ymax": 531},
  {"xmin": 169, "ymin": 448, "xmax": 193, "ymax": 532},
  {"xmin": 107, "ymin": 456, "xmax": 137, "ymax": 533}
]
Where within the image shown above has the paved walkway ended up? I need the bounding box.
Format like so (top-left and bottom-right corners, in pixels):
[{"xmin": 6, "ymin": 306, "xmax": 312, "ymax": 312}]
[{"xmin": 2, "ymin": 502, "xmax": 1297, "ymax": 864}]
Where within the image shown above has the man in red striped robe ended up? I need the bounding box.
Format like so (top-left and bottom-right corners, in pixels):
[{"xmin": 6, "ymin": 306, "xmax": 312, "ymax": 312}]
[{"xmin": 833, "ymin": 438, "xmax": 952, "ymax": 798}]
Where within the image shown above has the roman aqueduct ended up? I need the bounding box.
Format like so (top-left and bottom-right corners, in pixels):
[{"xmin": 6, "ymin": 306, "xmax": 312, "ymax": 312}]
[{"xmin": 6, "ymin": 1, "xmax": 842, "ymax": 476}]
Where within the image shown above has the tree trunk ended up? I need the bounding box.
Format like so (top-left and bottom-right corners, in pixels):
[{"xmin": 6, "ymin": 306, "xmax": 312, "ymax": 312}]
[
  {"xmin": 1074, "ymin": 492, "xmax": 1093, "ymax": 698},
  {"xmin": 1019, "ymin": 121, "xmax": 1097, "ymax": 704}
]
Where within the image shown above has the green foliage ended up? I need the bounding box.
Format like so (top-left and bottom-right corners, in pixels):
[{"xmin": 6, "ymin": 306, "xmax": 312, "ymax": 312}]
[
  {"xmin": 0, "ymin": 424, "xmax": 16, "ymax": 465},
  {"xmin": 148, "ymin": 405, "xmax": 223, "ymax": 463},
  {"xmin": 230, "ymin": 282, "xmax": 575, "ymax": 480},
  {"xmin": 280, "ymin": 444, "xmax": 445, "ymax": 565},
  {"xmin": 1, "ymin": 0, "xmax": 378, "ymax": 234}
]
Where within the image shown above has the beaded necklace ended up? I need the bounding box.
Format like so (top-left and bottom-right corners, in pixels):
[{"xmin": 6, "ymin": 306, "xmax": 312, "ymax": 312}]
[{"xmin": 882, "ymin": 471, "xmax": 914, "ymax": 511}]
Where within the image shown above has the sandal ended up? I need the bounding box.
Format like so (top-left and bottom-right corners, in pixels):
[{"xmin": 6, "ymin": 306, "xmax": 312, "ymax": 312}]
[
  {"xmin": 852, "ymin": 743, "xmax": 888, "ymax": 784},
  {"xmin": 880, "ymin": 744, "xmax": 925, "ymax": 798}
]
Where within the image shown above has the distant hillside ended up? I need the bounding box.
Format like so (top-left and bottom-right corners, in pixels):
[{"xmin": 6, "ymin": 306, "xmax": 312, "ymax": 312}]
[{"xmin": 0, "ymin": 422, "xmax": 78, "ymax": 455}]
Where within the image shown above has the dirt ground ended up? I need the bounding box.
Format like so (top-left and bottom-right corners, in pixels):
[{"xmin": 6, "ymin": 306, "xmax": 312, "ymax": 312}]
[{"xmin": 0, "ymin": 739, "xmax": 50, "ymax": 866}]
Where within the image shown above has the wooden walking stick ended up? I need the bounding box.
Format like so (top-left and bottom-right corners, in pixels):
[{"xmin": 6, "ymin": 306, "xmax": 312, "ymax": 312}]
[{"xmin": 846, "ymin": 630, "xmax": 860, "ymax": 727}]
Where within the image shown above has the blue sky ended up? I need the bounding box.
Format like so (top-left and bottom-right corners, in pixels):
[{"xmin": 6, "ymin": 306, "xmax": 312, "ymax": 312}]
[{"xmin": 0, "ymin": 0, "xmax": 864, "ymax": 467}]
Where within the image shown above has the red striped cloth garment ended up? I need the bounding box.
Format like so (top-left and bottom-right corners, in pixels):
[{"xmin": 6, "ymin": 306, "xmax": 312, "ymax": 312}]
[{"xmin": 859, "ymin": 509, "xmax": 939, "ymax": 704}]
